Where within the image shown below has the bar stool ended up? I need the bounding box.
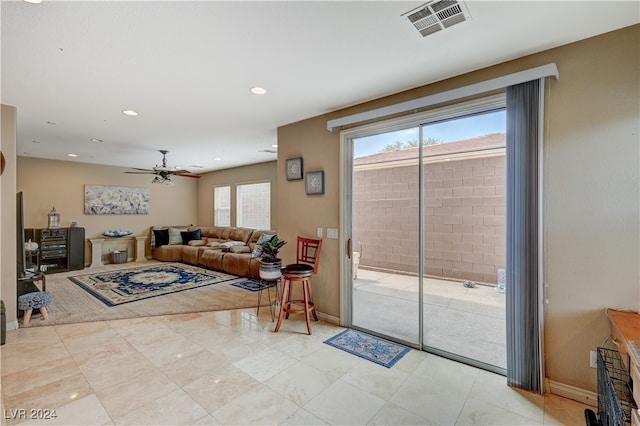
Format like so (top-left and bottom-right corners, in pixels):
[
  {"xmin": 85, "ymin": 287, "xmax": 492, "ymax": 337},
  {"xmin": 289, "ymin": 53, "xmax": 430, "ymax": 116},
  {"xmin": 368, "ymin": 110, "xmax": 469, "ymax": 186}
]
[{"xmin": 274, "ymin": 237, "xmax": 322, "ymax": 335}]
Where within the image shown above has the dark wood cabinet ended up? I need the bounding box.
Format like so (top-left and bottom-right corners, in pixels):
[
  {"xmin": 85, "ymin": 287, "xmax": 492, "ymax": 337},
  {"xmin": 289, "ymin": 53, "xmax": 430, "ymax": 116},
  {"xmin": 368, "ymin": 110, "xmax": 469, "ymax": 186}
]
[
  {"xmin": 27, "ymin": 227, "xmax": 85, "ymax": 273},
  {"xmin": 68, "ymin": 227, "xmax": 85, "ymax": 271}
]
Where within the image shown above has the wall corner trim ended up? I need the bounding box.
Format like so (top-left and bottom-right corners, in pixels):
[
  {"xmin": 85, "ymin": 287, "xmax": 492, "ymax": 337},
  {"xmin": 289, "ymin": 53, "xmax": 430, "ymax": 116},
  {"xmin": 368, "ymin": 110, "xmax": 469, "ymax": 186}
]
[{"xmin": 326, "ymin": 63, "xmax": 559, "ymax": 132}]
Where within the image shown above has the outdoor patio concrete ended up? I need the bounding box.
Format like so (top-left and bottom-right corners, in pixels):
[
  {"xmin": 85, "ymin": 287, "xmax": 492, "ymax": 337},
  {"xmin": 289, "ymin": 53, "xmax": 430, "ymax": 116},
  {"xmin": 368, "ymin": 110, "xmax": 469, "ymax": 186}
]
[{"xmin": 352, "ymin": 268, "xmax": 506, "ymax": 370}]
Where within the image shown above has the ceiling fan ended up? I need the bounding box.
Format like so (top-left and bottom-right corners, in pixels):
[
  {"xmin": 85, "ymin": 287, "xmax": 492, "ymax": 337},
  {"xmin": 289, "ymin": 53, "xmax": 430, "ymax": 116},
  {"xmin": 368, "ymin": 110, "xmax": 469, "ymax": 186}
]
[{"xmin": 125, "ymin": 150, "xmax": 201, "ymax": 185}]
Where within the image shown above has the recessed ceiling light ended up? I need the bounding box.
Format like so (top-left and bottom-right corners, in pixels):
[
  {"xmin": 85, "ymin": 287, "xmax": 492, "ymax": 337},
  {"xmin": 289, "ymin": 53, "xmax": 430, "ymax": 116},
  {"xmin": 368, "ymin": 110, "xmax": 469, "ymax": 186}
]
[
  {"xmin": 250, "ymin": 87, "xmax": 267, "ymax": 95},
  {"xmin": 214, "ymin": 157, "xmax": 222, "ymax": 161},
  {"xmin": 90, "ymin": 138, "xmax": 103, "ymax": 143},
  {"xmin": 67, "ymin": 153, "xmax": 78, "ymax": 157},
  {"xmin": 23, "ymin": 0, "xmax": 43, "ymax": 4},
  {"xmin": 271, "ymin": 144, "xmax": 278, "ymax": 148},
  {"xmin": 122, "ymin": 109, "xmax": 138, "ymax": 116}
]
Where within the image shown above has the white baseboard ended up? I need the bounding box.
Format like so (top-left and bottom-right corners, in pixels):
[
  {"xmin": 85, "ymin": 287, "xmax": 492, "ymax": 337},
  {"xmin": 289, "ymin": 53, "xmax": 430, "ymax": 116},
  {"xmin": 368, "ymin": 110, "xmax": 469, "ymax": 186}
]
[
  {"xmin": 547, "ymin": 379, "xmax": 597, "ymax": 407},
  {"xmin": 7, "ymin": 319, "xmax": 19, "ymax": 331},
  {"xmin": 317, "ymin": 312, "xmax": 340, "ymax": 325}
]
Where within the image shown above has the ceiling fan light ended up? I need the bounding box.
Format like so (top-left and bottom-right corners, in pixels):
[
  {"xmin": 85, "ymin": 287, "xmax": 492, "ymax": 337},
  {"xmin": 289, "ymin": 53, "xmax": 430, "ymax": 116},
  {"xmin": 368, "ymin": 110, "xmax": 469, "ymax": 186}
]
[
  {"xmin": 163, "ymin": 177, "xmax": 174, "ymax": 186},
  {"xmin": 151, "ymin": 176, "xmax": 163, "ymax": 184}
]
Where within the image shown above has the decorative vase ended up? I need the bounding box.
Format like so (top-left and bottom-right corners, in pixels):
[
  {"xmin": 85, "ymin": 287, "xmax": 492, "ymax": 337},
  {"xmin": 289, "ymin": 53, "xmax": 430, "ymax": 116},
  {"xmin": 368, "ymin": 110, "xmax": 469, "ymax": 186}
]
[{"xmin": 259, "ymin": 259, "xmax": 282, "ymax": 280}]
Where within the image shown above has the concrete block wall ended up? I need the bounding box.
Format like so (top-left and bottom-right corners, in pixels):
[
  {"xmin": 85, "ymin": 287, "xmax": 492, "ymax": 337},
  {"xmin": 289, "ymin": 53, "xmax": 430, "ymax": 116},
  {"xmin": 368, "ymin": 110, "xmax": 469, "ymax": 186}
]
[{"xmin": 353, "ymin": 153, "xmax": 505, "ymax": 285}]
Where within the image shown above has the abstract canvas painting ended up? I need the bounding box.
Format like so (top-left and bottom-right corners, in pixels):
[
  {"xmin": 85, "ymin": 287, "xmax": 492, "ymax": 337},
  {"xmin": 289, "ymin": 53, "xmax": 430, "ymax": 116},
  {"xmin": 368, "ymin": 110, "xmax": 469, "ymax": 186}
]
[{"xmin": 84, "ymin": 185, "xmax": 149, "ymax": 214}]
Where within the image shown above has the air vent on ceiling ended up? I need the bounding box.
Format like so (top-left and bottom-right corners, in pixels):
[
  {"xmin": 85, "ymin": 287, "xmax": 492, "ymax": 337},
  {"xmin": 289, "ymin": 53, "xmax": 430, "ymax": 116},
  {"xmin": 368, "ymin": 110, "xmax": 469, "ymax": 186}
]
[
  {"xmin": 260, "ymin": 149, "xmax": 277, "ymax": 154},
  {"xmin": 403, "ymin": 0, "xmax": 471, "ymax": 37}
]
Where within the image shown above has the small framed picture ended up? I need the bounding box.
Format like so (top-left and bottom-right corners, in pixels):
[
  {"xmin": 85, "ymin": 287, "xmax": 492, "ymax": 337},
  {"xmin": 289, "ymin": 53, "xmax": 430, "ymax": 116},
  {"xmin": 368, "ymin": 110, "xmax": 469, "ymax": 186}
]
[
  {"xmin": 285, "ymin": 157, "xmax": 303, "ymax": 181},
  {"xmin": 305, "ymin": 171, "xmax": 325, "ymax": 195}
]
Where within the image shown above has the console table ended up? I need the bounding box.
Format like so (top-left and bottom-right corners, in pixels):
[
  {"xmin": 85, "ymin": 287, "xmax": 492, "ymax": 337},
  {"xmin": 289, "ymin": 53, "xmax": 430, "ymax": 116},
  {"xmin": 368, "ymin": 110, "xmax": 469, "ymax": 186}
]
[{"xmin": 90, "ymin": 235, "xmax": 147, "ymax": 267}]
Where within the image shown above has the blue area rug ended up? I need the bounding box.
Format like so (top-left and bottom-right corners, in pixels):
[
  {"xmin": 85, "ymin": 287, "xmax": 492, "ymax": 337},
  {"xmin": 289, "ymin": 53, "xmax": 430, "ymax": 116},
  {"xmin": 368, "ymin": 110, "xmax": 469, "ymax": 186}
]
[
  {"xmin": 231, "ymin": 280, "xmax": 277, "ymax": 292},
  {"xmin": 69, "ymin": 263, "xmax": 237, "ymax": 306},
  {"xmin": 324, "ymin": 328, "xmax": 411, "ymax": 368}
]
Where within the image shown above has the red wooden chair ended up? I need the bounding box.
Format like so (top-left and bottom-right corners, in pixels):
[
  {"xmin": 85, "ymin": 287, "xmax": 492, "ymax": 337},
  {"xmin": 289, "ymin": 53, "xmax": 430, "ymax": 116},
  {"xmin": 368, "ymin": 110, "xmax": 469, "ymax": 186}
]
[{"xmin": 274, "ymin": 237, "xmax": 323, "ymax": 335}]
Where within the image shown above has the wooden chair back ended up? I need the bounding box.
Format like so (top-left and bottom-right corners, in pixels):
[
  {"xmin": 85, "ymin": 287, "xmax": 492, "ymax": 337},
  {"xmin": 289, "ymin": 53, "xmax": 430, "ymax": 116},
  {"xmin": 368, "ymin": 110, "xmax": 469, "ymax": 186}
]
[{"xmin": 296, "ymin": 237, "xmax": 323, "ymax": 275}]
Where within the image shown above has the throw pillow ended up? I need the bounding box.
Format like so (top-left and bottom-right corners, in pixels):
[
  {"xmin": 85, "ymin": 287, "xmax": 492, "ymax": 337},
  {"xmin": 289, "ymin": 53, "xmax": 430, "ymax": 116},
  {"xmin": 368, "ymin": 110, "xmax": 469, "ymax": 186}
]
[
  {"xmin": 181, "ymin": 229, "xmax": 201, "ymax": 245},
  {"xmin": 168, "ymin": 227, "xmax": 187, "ymax": 245},
  {"xmin": 153, "ymin": 229, "xmax": 169, "ymax": 248},
  {"xmin": 219, "ymin": 241, "xmax": 245, "ymax": 249},
  {"xmin": 251, "ymin": 233, "xmax": 275, "ymax": 258}
]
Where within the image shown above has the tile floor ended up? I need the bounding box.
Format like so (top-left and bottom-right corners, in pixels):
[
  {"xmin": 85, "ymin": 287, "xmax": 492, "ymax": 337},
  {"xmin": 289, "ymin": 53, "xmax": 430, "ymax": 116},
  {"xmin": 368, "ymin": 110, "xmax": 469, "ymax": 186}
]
[{"xmin": 1, "ymin": 308, "xmax": 588, "ymax": 425}]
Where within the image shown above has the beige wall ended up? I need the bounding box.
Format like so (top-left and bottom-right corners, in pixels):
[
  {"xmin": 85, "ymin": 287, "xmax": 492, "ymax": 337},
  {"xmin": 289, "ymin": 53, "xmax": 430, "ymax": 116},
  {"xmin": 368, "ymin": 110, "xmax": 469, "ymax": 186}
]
[
  {"xmin": 277, "ymin": 115, "xmax": 342, "ymax": 319},
  {"xmin": 1, "ymin": 105, "xmax": 18, "ymax": 327},
  {"xmin": 17, "ymin": 157, "xmax": 199, "ymax": 263},
  {"xmin": 196, "ymin": 161, "xmax": 277, "ymax": 228},
  {"xmin": 276, "ymin": 24, "xmax": 639, "ymax": 393}
]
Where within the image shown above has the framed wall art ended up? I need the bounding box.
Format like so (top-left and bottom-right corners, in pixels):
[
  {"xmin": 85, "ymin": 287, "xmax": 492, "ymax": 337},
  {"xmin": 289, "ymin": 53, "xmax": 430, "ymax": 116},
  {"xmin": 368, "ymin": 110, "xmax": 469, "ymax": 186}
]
[
  {"xmin": 305, "ymin": 171, "xmax": 324, "ymax": 195},
  {"xmin": 84, "ymin": 185, "xmax": 150, "ymax": 215},
  {"xmin": 286, "ymin": 157, "xmax": 303, "ymax": 181}
]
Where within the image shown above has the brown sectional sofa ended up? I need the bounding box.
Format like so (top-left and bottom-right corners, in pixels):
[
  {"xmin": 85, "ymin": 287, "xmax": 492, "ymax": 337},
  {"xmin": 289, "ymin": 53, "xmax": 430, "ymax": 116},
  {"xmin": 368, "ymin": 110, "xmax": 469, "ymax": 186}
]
[{"xmin": 149, "ymin": 226, "xmax": 276, "ymax": 279}]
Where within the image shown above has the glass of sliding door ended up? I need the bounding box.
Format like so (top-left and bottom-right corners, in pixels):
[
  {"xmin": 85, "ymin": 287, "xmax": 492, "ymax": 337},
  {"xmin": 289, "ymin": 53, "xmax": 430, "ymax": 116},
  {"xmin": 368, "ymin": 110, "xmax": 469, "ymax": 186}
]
[
  {"xmin": 350, "ymin": 127, "xmax": 421, "ymax": 345},
  {"xmin": 421, "ymin": 110, "xmax": 507, "ymax": 371},
  {"xmin": 345, "ymin": 97, "xmax": 507, "ymax": 373}
]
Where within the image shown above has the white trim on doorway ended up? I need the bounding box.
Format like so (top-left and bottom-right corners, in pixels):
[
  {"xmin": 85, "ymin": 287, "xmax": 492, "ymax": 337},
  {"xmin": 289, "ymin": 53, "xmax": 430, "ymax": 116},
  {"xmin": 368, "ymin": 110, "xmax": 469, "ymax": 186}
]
[{"xmin": 328, "ymin": 63, "xmax": 558, "ymax": 132}]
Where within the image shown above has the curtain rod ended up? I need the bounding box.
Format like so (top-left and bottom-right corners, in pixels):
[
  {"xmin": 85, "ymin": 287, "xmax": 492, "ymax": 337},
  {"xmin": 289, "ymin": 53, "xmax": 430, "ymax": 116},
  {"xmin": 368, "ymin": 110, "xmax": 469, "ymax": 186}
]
[{"xmin": 327, "ymin": 63, "xmax": 559, "ymax": 132}]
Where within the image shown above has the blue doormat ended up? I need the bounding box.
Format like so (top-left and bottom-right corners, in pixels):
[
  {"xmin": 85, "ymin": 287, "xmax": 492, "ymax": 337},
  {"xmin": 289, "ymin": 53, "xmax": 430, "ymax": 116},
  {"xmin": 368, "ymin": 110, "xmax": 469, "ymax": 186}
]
[
  {"xmin": 323, "ymin": 328, "xmax": 411, "ymax": 368},
  {"xmin": 231, "ymin": 280, "xmax": 276, "ymax": 292}
]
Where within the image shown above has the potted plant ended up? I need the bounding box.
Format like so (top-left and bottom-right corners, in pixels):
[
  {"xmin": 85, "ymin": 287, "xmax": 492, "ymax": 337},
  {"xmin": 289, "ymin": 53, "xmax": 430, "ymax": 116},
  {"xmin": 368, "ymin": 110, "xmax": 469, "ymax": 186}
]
[{"xmin": 258, "ymin": 235, "xmax": 287, "ymax": 280}]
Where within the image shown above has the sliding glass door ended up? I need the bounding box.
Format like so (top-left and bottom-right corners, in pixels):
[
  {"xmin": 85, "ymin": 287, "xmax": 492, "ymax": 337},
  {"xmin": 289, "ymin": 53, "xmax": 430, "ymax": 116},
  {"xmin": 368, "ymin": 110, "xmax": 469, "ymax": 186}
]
[
  {"xmin": 420, "ymin": 110, "xmax": 507, "ymax": 371},
  {"xmin": 345, "ymin": 96, "xmax": 507, "ymax": 372},
  {"xmin": 350, "ymin": 127, "xmax": 421, "ymax": 345}
]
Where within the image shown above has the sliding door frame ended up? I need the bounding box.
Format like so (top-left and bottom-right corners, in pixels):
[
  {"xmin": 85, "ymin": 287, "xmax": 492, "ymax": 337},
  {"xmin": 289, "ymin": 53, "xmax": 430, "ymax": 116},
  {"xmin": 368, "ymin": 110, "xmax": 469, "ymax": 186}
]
[{"xmin": 339, "ymin": 94, "xmax": 508, "ymax": 352}]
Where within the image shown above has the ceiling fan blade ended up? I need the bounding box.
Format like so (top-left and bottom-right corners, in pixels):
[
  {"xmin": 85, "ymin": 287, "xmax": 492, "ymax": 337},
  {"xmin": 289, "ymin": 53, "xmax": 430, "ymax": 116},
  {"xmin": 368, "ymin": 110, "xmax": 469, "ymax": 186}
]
[
  {"xmin": 125, "ymin": 150, "xmax": 200, "ymax": 179},
  {"xmin": 175, "ymin": 172, "xmax": 201, "ymax": 178}
]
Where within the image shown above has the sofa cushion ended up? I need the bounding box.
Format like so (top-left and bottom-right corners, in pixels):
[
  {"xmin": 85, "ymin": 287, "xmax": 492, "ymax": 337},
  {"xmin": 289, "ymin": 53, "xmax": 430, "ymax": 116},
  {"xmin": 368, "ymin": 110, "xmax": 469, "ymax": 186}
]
[
  {"xmin": 228, "ymin": 227, "xmax": 254, "ymax": 243},
  {"xmin": 153, "ymin": 245, "xmax": 184, "ymax": 262},
  {"xmin": 181, "ymin": 229, "xmax": 201, "ymax": 245},
  {"xmin": 229, "ymin": 245, "xmax": 252, "ymax": 254},
  {"xmin": 219, "ymin": 241, "xmax": 245, "ymax": 250},
  {"xmin": 182, "ymin": 245, "xmax": 200, "ymax": 265},
  {"xmin": 153, "ymin": 228, "xmax": 170, "ymax": 248},
  {"xmin": 220, "ymin": 228, "xmax": 233, "ymax": 240},
  {"xmin": 168, "ymin": 227, "xmax": 187, "ymax": 245},
  {"xmin": 200, "ymin": 249, "xmax": 225, "ymax": 270},
  {"xmin": 204, "ymin": 226, "xmax": 225, "ymax": 239},
  {"xmin": 222, "ymin": 252, "xmax": 252, "ymax": 277},
  {"xmin": 188, "ymin": 240, "xmax": 205, "ymax": 247}
]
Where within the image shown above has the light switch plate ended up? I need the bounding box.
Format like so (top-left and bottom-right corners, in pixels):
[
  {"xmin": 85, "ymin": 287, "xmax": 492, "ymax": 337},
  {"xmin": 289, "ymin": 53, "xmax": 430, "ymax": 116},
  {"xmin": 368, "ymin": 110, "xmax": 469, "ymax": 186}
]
[
  {"xmin": 316, "ymin": 227, "xmax": 323, "ymax": 238},
  {"xmin": 327, "ymin": 228, "xmax": 338, "ymax": 239}
]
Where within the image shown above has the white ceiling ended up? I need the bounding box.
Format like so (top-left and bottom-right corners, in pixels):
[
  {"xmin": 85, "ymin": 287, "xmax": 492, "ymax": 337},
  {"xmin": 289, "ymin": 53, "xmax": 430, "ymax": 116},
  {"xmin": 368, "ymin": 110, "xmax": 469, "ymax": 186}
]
[{"xmin": 2, "ymin": 1, "xmax": 638, "ymax": 174}]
